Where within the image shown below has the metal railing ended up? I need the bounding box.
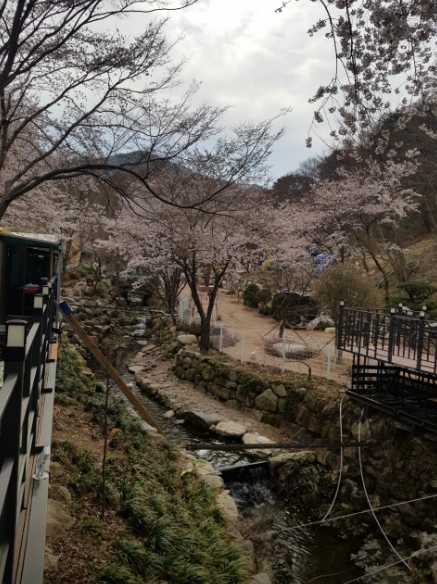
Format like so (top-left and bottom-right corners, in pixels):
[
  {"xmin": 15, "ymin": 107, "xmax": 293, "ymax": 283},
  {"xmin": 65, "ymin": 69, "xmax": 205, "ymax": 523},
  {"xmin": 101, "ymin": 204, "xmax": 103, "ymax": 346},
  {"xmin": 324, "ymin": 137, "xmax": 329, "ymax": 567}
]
[
  {"xmin": 0, "ymin": 277, "xmax": 58, "ymax": 584},
  {"xmin": 337, "ymin": 305, "xmax": 437, "ymax": 375}
]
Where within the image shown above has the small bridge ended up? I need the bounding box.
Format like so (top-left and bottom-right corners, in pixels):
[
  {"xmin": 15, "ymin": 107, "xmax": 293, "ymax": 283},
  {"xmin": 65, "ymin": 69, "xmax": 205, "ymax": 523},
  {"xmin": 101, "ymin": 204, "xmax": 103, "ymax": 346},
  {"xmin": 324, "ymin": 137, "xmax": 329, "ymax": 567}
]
[
  {"xmin": 337, "ymin": 304, "xmax": 437, "ymax": 433},
  {"xmin": 0, "ymin": 231, "xmax": 62, "ymax": 584}
]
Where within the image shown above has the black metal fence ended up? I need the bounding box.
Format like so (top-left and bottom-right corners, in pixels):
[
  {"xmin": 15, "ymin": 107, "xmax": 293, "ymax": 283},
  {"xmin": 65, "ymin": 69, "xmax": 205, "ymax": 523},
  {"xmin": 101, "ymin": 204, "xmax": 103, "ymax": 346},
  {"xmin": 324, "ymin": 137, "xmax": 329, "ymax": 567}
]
[
  {"xmin": 337, "ymin": 305, "xmax": 437, "ymax": 375},
  {"xmin": 0, "ymin": 278, "xmax": 58, "ymax": 583}
]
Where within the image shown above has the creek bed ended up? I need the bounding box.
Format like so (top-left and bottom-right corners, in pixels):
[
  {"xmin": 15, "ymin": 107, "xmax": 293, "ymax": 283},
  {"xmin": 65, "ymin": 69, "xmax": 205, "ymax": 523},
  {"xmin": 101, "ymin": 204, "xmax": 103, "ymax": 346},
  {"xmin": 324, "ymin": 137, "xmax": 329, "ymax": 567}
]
[
  {"xmin": 99, "ymin": 346, "xmax": 365, "ymax": 583},
  {"xmin": 228, "ymin": 473, "xmax": 363, "ymax": 583},
  {"xmin": 124, "ymin": 372, "xmax": 365, "ymax": 583}
]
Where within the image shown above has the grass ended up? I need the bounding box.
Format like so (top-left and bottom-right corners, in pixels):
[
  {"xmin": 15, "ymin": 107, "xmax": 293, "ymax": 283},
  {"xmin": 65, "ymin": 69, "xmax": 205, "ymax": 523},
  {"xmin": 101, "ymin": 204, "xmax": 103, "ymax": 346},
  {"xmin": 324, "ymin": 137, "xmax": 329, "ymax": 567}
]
[{"xmin": 48, "ymin": 338, "xmax": 249, "ymax": 584}]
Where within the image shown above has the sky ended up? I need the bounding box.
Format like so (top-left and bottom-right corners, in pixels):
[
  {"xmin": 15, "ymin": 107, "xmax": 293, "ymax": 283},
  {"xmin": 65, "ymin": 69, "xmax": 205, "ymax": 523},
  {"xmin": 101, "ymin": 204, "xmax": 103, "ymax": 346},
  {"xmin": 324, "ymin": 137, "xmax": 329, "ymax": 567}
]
[{"xmin": 159, "ymin": 0, "xmax": 335, "ymax": 182}]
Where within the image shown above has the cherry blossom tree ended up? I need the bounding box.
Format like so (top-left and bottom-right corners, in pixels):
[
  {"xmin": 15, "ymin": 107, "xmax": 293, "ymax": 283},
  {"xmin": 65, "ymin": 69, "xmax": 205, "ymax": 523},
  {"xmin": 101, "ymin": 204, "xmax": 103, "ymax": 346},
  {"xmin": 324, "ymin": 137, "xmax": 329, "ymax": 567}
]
[
  {"xmin": 0, "ymin": 1, "xmax": 286, "ymax": 221},
  {"xmin": 101, "ymin": 186, "xmax": 294, "ymax": 351},
  {"xmin": 287, "ymin": 159, "xmax": 420, "ymax": 301}
]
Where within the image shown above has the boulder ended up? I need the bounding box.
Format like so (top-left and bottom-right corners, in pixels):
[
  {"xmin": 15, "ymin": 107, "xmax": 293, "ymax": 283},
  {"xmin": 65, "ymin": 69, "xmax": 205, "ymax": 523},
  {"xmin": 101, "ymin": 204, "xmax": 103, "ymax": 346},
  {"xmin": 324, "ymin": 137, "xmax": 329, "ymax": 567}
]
[
  {"xmin": 177, "ymin": 334, "xmax": 198, "ymax": 346},
  {"xmin": 164, "ymin": 410, "xmax": 175, "ymax": 419},
  {"xmin": 128, "ymin": 365, "xmax": 144, "ymax": 375},
  {"xmin": 242, "ymin": 432, "xmax": 274, "ymax": 446},
  {"xmin": 272, "ymin": 384, "xmax": 287, "ymax": 398},
  {"xmin": 271, "ymin": 342, "xmax": 309, "ymax": 359},
  {"xmin": 195, "ymin": 460, "xmax": 224, "ymax": 490},
  {"xmin": 214, "ymin": 421, "xmax": 247, "ymax": 438},
  {"xmin": 216, "ymin": 491, "xmax": 239, "ymax": 523},
  {"xmin": 182, "ymin": 410, "xmax": 222, "ymax": 431},
  {"xmin": 270, "ymin": 450, "xmax": 316, "ymax": 468},
  {"xmin": 255, "ymin": 389, "xmax": 278, "ymax": 413},
  {"xmin": 306, "ymin": 313, "xmax": 335, "ymax": 331}
]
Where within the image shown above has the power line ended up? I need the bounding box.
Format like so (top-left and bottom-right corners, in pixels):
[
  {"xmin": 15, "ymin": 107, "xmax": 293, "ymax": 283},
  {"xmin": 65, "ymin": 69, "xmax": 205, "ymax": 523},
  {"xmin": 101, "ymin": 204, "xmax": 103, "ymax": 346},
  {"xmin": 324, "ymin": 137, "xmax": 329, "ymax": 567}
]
[
  {"xmin": 357, "ymin": 409, "xmax": 410, "ymax": 572},
  {"xmin": 286, "ymin": 492, "xmax": 437, "ymax": 532},
  {"xmin": 322, "ymin": 395, "xmax": 345, "ymax": 521},
  {"xmin": 342, "ymin": 542, "xmax": 437, "ymax": 584}
]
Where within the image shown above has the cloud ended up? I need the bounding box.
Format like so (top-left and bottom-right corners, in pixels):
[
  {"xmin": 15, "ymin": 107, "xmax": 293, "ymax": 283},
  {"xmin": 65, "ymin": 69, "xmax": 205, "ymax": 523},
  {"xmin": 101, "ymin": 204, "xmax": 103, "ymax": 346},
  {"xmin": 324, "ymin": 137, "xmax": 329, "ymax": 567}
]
[{"xmin": 126, "ymin": 0, "xmax": 337, "ymax": 180}]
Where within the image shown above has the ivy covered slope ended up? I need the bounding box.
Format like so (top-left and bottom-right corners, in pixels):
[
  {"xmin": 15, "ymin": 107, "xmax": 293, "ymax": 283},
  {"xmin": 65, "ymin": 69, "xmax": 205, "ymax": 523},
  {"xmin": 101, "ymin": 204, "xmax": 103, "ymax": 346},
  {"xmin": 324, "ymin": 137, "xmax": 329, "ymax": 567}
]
[{"xmin": 47, "ymin": 340, "xmax": 249, "ymax": 584}]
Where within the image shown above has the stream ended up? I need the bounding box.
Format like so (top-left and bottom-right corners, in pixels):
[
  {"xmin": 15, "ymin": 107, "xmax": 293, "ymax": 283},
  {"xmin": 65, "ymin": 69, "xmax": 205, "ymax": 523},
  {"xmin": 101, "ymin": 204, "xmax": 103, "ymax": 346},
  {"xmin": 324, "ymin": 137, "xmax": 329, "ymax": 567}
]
[
  {"xmin": 120, "ymin": 365, "xmax": 364, "ymax": 583},
  {"xmin": 87, "ymin": 320, "xmax": 365, "ymax": 584}
]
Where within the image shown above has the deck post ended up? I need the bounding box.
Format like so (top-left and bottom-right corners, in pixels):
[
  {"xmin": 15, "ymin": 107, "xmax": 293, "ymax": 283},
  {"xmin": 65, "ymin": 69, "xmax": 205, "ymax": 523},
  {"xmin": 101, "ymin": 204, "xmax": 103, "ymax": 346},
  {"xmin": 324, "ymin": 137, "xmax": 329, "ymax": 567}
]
[
  {"xmin": 336, "ymin": 301, "xmax": 345, "ymax": 362},
  {"xmin": 416, "ymin": 311, "xmax": 426, "ymax": 371},
  {"xmin": 387, "ymin": 308, "xmax": 396, "ymax": 364}
]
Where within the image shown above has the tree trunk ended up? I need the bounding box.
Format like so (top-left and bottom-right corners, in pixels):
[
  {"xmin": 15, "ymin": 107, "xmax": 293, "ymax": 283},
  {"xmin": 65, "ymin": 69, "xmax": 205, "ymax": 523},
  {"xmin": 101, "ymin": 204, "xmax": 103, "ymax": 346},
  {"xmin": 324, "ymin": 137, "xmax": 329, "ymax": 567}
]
[
  {"xmin": 199, "ymin": 316, "xmax": 212, "ymax": 353},
  {"xmin": 0, "ymin": 198, "xmax": 10, "ymax": 221}
]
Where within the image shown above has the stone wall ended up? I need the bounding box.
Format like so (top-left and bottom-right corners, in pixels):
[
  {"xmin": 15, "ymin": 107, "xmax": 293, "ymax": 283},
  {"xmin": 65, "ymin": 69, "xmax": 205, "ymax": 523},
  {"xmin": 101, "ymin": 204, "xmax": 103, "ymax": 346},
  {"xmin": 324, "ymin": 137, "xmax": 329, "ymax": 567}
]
[
  {"xmin": 174, "ymin": 349, "xmax": 437, "ymax": 579},
  {"xmin": 174, "ymin": 349, "xmax": 342, "ymax": 433}
]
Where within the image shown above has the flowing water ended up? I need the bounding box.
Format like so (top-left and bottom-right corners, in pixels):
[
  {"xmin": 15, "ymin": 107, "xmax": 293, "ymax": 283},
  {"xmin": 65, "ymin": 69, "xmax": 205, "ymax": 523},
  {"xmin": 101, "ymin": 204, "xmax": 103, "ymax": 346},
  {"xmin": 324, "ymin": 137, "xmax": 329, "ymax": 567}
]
[
  {"xmin": 228, "ymin": 472, "xmax": 363, "ymax": 583},
  {"xmin": 105, "ymin": 340, "xmax": 363, "ymax": 583},
  {"xmin": 123, "ymin": 371, "xmax": 364, "ymax": 583}
]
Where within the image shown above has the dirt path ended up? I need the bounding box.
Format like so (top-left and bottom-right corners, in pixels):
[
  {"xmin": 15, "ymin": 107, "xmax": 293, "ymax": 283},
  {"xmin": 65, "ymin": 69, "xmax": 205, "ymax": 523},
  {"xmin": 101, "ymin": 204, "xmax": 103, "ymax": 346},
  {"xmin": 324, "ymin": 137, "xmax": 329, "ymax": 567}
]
[
  {"xmin": 185, "ymin": 289, "xmax": 352, "ymax": 384},
  {"xmin": 130, "ymin": 344, "xmax": 311, "ymax": 445}
]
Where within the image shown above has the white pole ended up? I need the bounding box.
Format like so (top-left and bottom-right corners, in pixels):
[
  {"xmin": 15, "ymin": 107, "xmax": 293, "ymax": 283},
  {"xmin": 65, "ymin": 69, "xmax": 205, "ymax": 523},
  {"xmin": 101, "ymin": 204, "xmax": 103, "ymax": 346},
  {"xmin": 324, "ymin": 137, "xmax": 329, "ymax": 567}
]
[{"xmin": 219, "ymin": 324, "xmax": 224, "ymax": 353}]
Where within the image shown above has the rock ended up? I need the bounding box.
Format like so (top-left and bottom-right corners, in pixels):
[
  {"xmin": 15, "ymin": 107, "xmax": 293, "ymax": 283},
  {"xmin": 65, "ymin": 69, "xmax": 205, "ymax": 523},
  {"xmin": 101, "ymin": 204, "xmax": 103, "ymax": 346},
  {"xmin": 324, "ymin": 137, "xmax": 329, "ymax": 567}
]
[
  {"xmin": 278, "ymin": 399, "xmax": 287, "ymax": 414},
  {"xmin": 214, "ymin": 421, "xmax": 247, "ymax": 438},
  {"xmin": 272, "ymin": 384, "xmax": 287, "ymax": 398},
  {"xmin": 295, "ymin": 387, "xmax": 307, "ymax": 398},
  {"xmin": 242, "ymin": 432, "xmax": 274, "ymax": 446},
  {"xmin": 46, "ymin": 499, "xmax": 74, "ymax": 539},
  {"xmin": 216, "ymin": 491, "xmax": 239, "ymax": 523},
  {"xmin": 255, "ymin": 389, "xmax": 278, "ymax": 413},
  {"xmin": 128, "ymin": 365, "xmax": 144, "ymax": 375},
  {"xmin": 195, "ymin": 461, "xmax": 224, "ymax": 490},
  {"xmin": 271, "ymin": 342, "xmax": 308, "ymax": 358},
  {"xmin": 251, "ymin": 574, "xmax": 272, "ymax": 584},
  {"xmin": 306, "ymin": 313, "xmax": 335, "ymax": 330},
  {"xmin": 270, "ymin": 451, "xmax": 316, "ymax": 468},
  {"xmin": 48, "ymin": 485, "xmax": 72, "ymax": 506},
  {"xmin": 182, "ymin": 410, "xmax": 222, "ymax": 431},
  {"xmin": 164, "ymin": 410, "xmax": 175, "ymax": 419},
  {"xmin": 177, "ymin": 334, "xmax": 198, "ymax": 346},
  {"xmin": 261, "ymin": 413, "xmax": 281, "ymax": 426}
]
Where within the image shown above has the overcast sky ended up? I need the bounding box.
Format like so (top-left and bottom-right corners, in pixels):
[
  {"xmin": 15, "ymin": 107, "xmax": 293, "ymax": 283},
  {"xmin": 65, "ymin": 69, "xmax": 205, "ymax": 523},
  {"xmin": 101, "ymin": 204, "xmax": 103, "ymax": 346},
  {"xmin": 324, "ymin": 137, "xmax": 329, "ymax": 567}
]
[{"xmin": 160, "ymin": 0, "xmax": 335, "ymax": 181}]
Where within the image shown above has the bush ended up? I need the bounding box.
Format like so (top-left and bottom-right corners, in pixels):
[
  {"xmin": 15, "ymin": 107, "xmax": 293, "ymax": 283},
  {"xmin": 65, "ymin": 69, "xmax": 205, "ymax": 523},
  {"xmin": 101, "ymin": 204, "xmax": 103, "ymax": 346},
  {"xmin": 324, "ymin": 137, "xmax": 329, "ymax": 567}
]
[
  {"xmin": 270, "ymin": 292, "xmax": 319, "ymax": 326},
  {"xmin": 314, "ymin": 265, "xmax": 382, "ymax": 320},
  {"xmin": 390, "ymin": 279, "xmax": 437, "ymax": 316},
  {"xmin": 243, "ymin": 283, "xmax": 261, "ymax": 308}
]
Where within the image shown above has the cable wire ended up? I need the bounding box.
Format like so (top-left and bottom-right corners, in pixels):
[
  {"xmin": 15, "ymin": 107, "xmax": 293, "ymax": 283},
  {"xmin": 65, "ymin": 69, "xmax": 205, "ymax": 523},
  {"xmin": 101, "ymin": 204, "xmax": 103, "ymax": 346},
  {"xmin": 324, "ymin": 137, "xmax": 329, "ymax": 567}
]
[
  {"xmin": 357, "ymin": 409, "xmax": 411, "ymax": 572},
  {"xmin": 286, "ymin": 492, "xmax": 437, "ymax": 532},
  {"xmin": 342, "ymin": 542, "xmax": 437, "ymax": 584},
  {"xmin": 321, "ymin": 395, "xmax": 345, "ymax": 521}
]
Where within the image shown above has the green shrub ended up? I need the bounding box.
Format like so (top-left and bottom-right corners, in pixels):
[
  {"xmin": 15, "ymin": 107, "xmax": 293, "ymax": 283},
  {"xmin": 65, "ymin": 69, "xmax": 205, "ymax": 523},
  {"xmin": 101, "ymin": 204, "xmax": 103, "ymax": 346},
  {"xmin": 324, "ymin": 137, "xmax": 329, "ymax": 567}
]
[
  {"xmin": 57, "ymin": 340, "xmax": 95, "ymax": 397},
  {"xmin": 270, "ymin": 292, "xmax": 319, "ymax": 325},
  {"xmin": 314, "ymin": 265, "xmax": 382, "ymax": 319},
  {"xmin": 243, "ymin": 283, "xmax": 261, "ymax": 308}
]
